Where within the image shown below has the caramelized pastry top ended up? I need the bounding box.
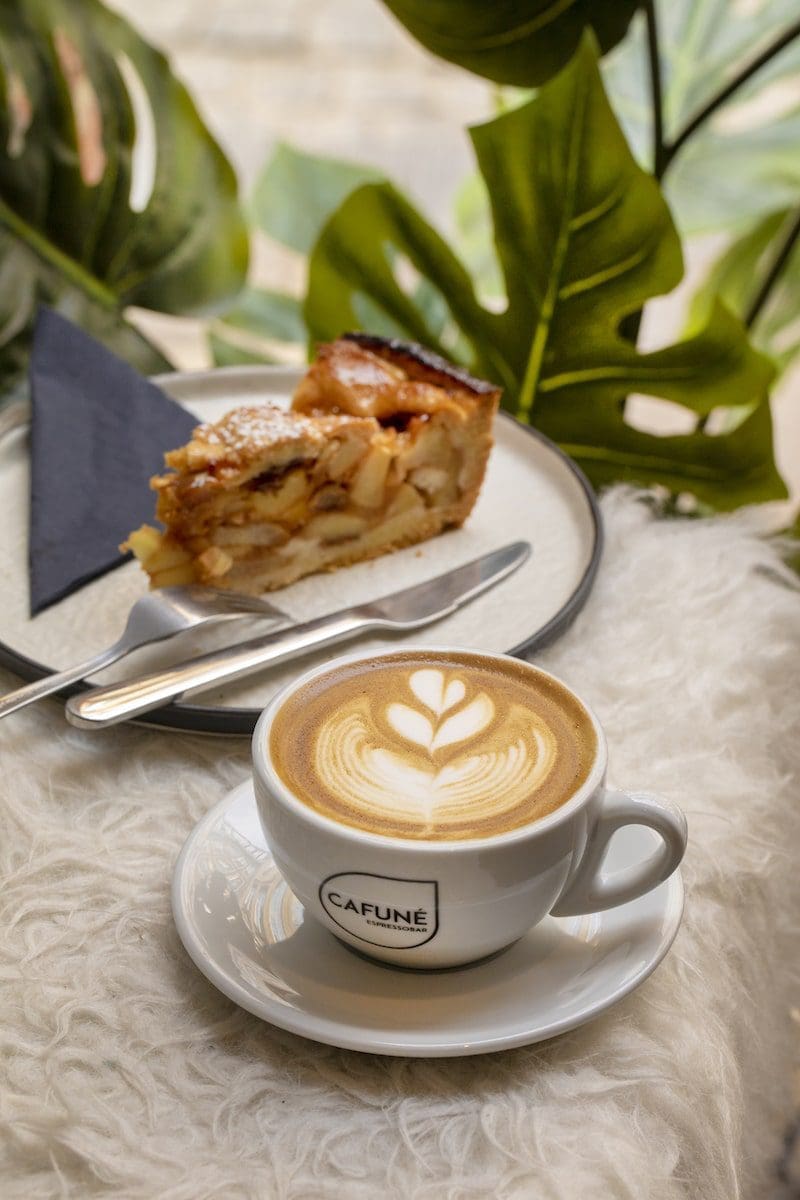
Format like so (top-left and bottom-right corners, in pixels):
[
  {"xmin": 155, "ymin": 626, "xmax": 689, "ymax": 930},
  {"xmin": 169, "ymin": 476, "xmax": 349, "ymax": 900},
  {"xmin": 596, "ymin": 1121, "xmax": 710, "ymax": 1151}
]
[
  {"xmin": 342, "ymin": 332, "xmax": 500, "ymax": 396},
  {"xmin": 292, "ymin": 335, "xmax": 500, "ymax": 421}
]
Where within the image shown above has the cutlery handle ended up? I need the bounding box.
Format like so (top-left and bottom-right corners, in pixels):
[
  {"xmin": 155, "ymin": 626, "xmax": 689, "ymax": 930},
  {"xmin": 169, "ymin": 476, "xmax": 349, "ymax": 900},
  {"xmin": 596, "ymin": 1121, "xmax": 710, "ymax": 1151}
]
[
  {"xmin": 0, "ymin": 644, "xmax": 125, "ymax": 720},
  {"xmin": 65, "ymin": 610, "xmax": 374, "ymax": 728}
]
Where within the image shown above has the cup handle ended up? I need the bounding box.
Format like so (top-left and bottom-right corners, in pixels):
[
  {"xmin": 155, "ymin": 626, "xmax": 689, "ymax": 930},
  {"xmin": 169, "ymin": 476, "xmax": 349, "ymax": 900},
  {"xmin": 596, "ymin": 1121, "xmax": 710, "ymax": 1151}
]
[{"xmin": 550, "ymin": 789, "xmax": 687, "ymax": 917}]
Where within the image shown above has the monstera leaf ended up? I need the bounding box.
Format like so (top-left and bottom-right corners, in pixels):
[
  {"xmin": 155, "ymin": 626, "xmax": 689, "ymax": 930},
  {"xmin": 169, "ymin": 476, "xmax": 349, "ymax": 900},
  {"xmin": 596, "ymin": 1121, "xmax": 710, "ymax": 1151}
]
[
  {"xmin": 380, "ymin": 0, "xmax": 639, "ymax": 86},
  {"xmin": 689, "ymin": 208, "xmax": 800, "ymax": 374},
  {"xmin": 305, "ymin": 35, "xmax": 785, "ymax": 510},
  {"xmin": 603, "ymin": 0, "xmax": 800, "ymax": 232},
  {"xmin": 252, "ymin": 142, "xmax": 383, "ymax": 255},
  {"xmin": 209, "ymin": 143, "xmax": 380, "ymax": 366},
  {"xmin": 0, "ymin": 0, "xmax": 248, "ymax": 398},
  {"xmin": 209, "ymin": 287, "xmax": 306, "ymax": 366}
]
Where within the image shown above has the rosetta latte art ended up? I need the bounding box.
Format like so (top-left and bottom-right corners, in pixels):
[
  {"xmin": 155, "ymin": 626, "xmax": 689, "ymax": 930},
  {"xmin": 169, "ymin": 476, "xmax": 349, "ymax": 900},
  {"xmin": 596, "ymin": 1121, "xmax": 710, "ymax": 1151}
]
[
  {"xmin": 314, "ymin": 668, "xmax": 559, "ymax": 836},
  {"xmin": 270, "ymin": 651, "xmax": 597, "ymax": 840}
]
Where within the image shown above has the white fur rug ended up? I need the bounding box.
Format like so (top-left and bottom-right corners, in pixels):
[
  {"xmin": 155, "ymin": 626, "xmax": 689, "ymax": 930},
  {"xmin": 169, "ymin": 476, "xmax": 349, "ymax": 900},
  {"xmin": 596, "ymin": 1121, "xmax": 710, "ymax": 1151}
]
[{"xmin": 1, "ymin": 488, "xmax": 798, "ymax": 1200}]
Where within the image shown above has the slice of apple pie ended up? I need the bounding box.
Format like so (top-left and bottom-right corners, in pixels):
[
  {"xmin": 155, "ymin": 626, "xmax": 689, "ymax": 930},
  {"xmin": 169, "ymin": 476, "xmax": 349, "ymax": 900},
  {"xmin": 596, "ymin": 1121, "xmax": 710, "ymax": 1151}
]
[{"xmin": 124, "ymin": 334, "xmax": 500, "ymax": 593}]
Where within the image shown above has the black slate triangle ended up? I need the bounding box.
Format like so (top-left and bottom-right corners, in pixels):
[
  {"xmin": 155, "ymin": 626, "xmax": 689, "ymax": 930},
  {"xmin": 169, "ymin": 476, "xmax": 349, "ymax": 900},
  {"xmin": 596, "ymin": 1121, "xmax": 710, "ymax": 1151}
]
[{"xmin": 28, "ymin": 308, "xmax": 198, "ymax": 615}]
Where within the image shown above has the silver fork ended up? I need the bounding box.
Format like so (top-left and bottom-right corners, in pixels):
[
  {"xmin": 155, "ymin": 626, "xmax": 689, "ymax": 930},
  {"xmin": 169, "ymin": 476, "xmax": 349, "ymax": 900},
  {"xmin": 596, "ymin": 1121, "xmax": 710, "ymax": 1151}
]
[{"xmin": 0, "ymin": 586, "xmax": 287, "ymax": 720}]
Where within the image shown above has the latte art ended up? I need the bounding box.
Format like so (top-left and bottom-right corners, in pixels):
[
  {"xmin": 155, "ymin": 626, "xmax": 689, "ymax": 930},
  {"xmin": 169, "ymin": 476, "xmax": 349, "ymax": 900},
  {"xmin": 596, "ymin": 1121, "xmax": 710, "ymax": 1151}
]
[
  {"xmin": 315, "ymin": 668, "xmax": 560, "ymax": 836},
  {"xmin": 270, "ymin": 652, "xmax": 597, "ymax": 841}
]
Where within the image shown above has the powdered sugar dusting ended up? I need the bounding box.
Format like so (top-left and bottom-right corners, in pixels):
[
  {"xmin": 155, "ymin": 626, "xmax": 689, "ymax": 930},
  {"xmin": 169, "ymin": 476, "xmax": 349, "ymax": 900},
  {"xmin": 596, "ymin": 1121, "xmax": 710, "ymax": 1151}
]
[{"xmin": 196, "ymin": 405, "xmax": 326, "ymax": 456}]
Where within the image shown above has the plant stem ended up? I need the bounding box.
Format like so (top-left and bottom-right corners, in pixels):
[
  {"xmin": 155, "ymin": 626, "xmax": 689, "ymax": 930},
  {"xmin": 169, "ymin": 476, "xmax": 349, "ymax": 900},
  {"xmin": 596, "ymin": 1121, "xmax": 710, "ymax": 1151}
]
[
  {"xmin": 745, "ymin": 205, "xmax": 800, "ymax": 328},
  {"xmin": 623, "ymin": 5, "xmax": 666, "ymax": 350},
  {"xmin": 644, "ymin": 0, "xmax": 667, "ymax": 179},
  {"xmin": 0, "ymin": 196, "xmax": 118, "ymax": 311},
  {"xmin": 619, "ymin": 0, "xmax": 665, "ymax": 348},
  {"xmin": 696, "ymin": 208, "xmax": 800, "ymax": 434},
  {"xmin": 663, "ymin": 18, "xmax": 800, "ymax": 171}
]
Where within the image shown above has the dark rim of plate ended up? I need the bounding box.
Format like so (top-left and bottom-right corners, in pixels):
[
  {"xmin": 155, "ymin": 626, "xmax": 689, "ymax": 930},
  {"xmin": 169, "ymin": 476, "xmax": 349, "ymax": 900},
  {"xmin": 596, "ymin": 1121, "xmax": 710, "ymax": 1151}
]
[{"xmin": 0, "ymin": 372, "xmax": 603, "ymax": 735}]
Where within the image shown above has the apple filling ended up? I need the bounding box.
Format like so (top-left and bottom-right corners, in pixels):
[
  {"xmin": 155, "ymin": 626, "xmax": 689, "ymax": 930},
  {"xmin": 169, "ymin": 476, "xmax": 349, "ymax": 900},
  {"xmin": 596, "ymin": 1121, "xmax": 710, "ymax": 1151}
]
[{"xmin": 125, "ymin": 334, "xmax": 500, "ymax": 593}]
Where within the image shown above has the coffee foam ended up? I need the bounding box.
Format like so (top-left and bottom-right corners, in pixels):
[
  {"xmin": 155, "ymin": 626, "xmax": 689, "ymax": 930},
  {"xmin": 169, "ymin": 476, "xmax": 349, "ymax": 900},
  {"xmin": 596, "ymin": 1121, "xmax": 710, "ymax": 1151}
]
[{"xmin": 270, "ymin": 653, "xmax": 597, "ymax": 841}]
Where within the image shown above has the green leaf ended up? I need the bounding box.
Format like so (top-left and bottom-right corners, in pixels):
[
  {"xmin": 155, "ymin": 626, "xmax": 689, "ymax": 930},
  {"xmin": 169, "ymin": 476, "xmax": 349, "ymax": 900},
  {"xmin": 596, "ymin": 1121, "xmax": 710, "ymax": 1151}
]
[
  {"xmin": 209, "ymin": 287, "xmax": 304, "ymax": 367},
  {"xmin": 207, "ymin": 142, "xmax": 382, "ymax": 369},
  {"xmin": 602, "ymin": 1, "xmax": 800, "ymax": 233},
  {"xmin": 215, "ymin": 287, "xmax": 305, "ymax": 345},
  {"xmin": 664, "ymin": 110, "xmax": 800, "ymax": 238},
  {"xmin": 452, "ymin": 173, "xmax": 504, "ymax": 301},
  {"xmin": 305, "ymin": 180, "xmax": 504, "ymax": 376},
  {"xmin": 379, "ymin": 0, "xmax": 639, "ymax": 86},
  {"xmin": 305, "ymin": 34, "xmax": 785, "ymax": 510},
  {"xmin": 689, "ymin": 209, "xmax": 800, "ymax": 373},
  {"xmin": 541, "ymin": 306, "xmax": 783, "ymax": 510},
  {"xmin": 252, "ymin": 142, "xmax": 383, "ymax": 255},
  {"xmin": 209, "ymin": 330, "xmax": 277, "ymax": 368},
  {"xmin": 0, "ymin": 0, "xmax": 248, "ymax": 399}
]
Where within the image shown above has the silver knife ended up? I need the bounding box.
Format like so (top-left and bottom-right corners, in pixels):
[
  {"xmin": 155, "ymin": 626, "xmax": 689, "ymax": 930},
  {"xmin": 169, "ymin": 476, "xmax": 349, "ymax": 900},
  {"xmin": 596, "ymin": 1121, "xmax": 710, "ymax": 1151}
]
[{"xmin": 65, "ymin": 541, "xmax": 531, "ymax": 729}]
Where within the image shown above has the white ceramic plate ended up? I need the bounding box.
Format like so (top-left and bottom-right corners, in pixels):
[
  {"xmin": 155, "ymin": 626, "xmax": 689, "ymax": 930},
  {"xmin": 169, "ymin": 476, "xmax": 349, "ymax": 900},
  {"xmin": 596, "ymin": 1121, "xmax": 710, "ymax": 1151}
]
[
  {"xmin": 0, "ymin": 366, "xmax": 601, "ymax": 733},
  {"xmin": 172, "ymin": 781, "xmax": 684, "ymax": 1057}
]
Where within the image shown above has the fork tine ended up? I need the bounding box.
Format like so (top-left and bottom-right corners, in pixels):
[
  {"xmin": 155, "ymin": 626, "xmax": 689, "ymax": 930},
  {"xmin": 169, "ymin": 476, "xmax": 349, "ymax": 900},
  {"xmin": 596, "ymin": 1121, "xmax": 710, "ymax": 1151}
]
[
  {"xmin": 217, "ymin": 591, "xmax": 289, "ymax": 619},
  {"xmin": 158, "ymin": 584, "xmax": 289, "ymax": 620},
  {"xmin": 227, "ymin": 592, "xmax": 286, "ymax": 614}
]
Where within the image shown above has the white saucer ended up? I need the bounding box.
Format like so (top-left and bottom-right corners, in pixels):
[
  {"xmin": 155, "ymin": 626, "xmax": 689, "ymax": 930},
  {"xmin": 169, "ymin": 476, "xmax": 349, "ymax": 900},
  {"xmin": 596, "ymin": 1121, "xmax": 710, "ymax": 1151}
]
[{"xmin": 172, "ymin": 782, "xmax": 684, "ymax": 1057}]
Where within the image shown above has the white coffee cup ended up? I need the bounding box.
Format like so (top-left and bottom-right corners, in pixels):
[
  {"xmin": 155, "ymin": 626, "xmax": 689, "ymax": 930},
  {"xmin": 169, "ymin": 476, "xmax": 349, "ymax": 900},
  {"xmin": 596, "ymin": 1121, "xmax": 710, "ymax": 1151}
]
[{"xmin": 252, "ymin": 647, "xmax": 687, "ymax": 969}]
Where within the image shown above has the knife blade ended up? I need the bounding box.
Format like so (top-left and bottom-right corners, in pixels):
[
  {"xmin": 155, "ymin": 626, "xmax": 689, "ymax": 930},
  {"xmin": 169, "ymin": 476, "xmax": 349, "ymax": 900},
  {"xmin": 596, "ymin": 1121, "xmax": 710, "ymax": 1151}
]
[{"xmin": 64, "ymin": 540, "xmax": 530, "ymax": 729}]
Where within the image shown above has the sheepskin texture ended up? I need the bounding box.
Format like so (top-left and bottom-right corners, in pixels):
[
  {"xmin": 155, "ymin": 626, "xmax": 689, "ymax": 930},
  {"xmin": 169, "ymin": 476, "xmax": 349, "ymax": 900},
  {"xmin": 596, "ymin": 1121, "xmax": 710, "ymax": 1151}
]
[{"xmin": 1, "ymin": 488, "xmax": 798, "ymax": 1200}]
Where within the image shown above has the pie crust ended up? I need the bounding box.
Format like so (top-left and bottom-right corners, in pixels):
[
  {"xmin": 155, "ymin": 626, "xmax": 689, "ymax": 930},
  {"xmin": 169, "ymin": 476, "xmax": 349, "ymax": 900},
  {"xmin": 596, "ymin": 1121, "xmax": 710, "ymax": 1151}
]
[{"xmin": 124, "ymin": 334, "xmax": 500, "ymax": 593}]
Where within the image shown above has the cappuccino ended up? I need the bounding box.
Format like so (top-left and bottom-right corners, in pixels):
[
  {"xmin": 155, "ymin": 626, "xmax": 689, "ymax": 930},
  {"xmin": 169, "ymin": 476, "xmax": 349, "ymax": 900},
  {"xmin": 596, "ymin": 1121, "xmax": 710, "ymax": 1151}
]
[{"xmin": 269, "ymin": 651, "xmax": 597, "ymax": 841}]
